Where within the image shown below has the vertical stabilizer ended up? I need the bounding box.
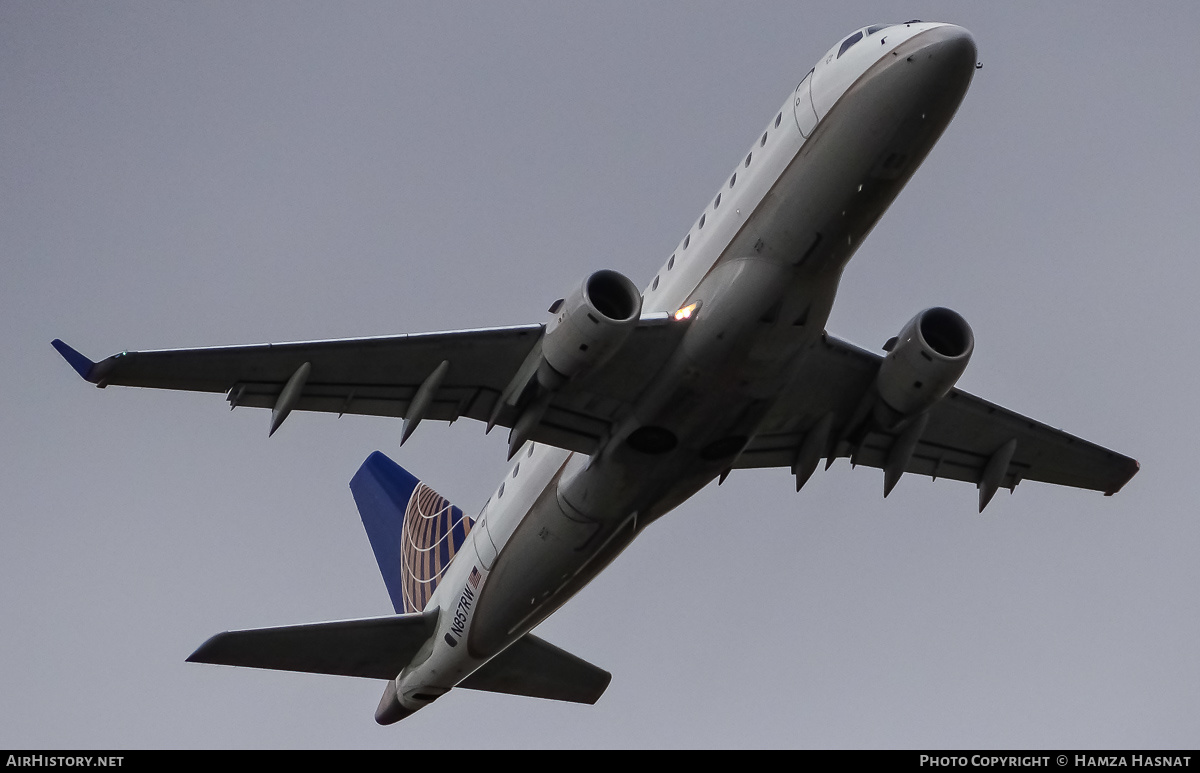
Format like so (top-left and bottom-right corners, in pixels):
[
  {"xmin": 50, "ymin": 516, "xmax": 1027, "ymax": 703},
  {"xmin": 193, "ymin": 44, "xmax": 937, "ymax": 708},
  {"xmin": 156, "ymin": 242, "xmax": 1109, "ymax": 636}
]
[{"xmin": 350, "ymin": 451, "xmax": 474, "ymax": 614}]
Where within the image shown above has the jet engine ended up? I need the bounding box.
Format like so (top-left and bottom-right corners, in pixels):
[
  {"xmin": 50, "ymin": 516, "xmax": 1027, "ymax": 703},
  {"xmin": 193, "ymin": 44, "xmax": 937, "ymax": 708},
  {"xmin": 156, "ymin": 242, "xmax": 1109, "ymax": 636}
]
[
  {"xmin": 874, "ymin": 307, "xmax": 973, "ymax": 427},
  {"xmin": 538, "ymin": 270, "xmax": 642, "ymax": 389}
]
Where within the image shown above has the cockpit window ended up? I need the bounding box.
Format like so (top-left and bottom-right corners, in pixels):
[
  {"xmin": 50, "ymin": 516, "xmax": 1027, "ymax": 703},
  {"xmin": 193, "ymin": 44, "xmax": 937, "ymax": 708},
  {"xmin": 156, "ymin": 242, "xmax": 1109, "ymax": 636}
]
[
  {"xmin": 866, "ymin": 24, "xmax": 888, "ymax": 35},
  {"xmin": 837, "ymin": 31, "xmax": 863, "ymax": 58}
]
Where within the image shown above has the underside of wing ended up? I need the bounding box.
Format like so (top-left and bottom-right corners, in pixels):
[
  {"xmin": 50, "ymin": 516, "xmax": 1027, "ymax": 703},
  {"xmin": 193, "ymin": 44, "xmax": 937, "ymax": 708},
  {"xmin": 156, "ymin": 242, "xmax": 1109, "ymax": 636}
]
[
  {"xmin": 52, "ymin": 313, "xmax": 689, "ymax": 456},
  {"xmin": 736, "ymin": 334, "xmax": 1139, "ymax": 506},
  {"xmin": 54, "ymin": 326, "xmax": 541, "ymax": 421}
]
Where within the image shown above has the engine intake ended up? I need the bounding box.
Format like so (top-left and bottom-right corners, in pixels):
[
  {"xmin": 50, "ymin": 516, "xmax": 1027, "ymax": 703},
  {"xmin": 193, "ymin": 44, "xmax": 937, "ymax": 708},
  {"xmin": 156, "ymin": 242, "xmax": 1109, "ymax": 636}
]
[
  {"xmin": 539, "ymin": 270, "xmax": 642, "ymax": 389},
  {"xmin": 874, "ymin": 307, "xmax": 973, "ymax": 426}
]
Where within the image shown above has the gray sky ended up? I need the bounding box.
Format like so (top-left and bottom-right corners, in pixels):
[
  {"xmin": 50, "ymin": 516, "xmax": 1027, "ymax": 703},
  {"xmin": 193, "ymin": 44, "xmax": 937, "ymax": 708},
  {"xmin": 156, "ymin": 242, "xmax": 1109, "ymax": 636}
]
[{"xmin": 4, "ymin": 1, "xmax": 1198, "ymax": 749}]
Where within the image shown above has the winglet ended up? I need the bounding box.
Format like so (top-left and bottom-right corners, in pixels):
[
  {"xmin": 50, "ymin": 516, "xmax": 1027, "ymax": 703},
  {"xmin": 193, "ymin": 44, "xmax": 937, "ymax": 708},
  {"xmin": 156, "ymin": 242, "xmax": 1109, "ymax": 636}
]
[{"xmin": 51, "ymin": 339, "xmax": 101, "ymax": 383}]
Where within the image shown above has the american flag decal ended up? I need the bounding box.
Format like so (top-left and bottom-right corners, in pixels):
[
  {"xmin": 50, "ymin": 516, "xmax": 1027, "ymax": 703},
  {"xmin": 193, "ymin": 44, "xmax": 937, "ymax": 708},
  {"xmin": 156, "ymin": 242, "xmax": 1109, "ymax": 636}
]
[{"xmin": 468, "ymin": 567, "xmax": 482, "ymax": 590}]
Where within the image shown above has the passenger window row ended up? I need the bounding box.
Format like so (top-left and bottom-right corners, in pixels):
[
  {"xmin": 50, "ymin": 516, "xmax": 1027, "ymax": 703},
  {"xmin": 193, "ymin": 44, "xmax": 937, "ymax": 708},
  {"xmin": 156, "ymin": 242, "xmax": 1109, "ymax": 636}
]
[{"xmin": 651, "ymin": 110, "xmax": 786, "ymax": 292}]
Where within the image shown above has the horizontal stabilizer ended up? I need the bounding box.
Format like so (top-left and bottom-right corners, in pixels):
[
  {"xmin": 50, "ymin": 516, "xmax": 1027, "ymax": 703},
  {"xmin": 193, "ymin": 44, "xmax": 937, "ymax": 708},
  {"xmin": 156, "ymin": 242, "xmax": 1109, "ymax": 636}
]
[
  {"xmin": 460, "ymin": 633, "xmax": 611, "ymax": 705},
  {"xmin": 187, "ymin": 608, "xmax": 438, "ymax": 680}
]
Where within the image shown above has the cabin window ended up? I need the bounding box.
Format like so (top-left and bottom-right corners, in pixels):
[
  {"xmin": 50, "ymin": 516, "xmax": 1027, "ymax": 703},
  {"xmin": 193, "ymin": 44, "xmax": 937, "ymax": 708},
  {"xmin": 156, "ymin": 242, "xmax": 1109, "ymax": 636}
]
[
  {"xmin": 775, "ymin": 112, "xmax": 782, "ymax": 128},
  {"xmin": 512, "ymin": 463, "xmax": 519, "ymax": 478},
  {"xmin": 744, "ymin": 152, "xmax": 752, "ymax": 167},
  {"xmin": 497, "ymin": 482, "xmax": 505, "ymax": 498},
  {"xmin": 683, "ymin": 234, "xmax": 690, "ymax": 249},
  {"xmin": 652, "ymin": 275, "xmax": 659, "ymax": 290},
  {"xmin": 668, "ymin": 254, "xmax": 675, "ymax": 270},
  {"xmin": 760, "ymin": 131, "xmax": 768, "ymax": 147},
  {"xmin": 838, "ymin": 31, "xmax": 863, "ymax": 58},
  {"xmin": 729, "ymin": 172, "xmax": 737, "ymax": 188},
  {"xmin": 698, "ymin": 214, "xmax": 705, "ymax": 229},
  {"xmin": 713, "ymin": 193, "xmax": 721, "ymax": 209}
]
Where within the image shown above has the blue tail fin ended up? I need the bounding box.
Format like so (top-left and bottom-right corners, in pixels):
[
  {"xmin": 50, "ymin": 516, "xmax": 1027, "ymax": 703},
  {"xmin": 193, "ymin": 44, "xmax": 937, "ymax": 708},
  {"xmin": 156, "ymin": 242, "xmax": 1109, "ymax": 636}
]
[{"xmin": 349, "ymin": 451, "xmax": 474, "ymax": 614}]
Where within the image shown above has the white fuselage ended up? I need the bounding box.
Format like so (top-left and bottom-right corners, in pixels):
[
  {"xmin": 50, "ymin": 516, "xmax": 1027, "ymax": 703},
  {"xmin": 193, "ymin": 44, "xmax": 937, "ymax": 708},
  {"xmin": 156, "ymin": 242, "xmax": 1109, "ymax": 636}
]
[{"xmin": 385, "ymin": 22, "xmax": 978, "ymax": 718}]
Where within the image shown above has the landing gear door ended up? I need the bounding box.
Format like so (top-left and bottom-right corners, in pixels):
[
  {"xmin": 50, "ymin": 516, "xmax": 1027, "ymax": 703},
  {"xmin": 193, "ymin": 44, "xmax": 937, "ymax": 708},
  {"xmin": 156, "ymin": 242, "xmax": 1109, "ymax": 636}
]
[{"xmin": 793, "ymin": 68, "xmax": 818, "ymax": 138}]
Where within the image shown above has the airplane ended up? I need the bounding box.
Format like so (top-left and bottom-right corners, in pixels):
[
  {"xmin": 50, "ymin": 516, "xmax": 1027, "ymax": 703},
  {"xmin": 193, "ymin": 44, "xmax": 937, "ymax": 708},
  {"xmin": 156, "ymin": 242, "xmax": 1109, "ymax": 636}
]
[{"xmin": 53, "ymin": 21, "xmax": 1138, "ymax": 724}]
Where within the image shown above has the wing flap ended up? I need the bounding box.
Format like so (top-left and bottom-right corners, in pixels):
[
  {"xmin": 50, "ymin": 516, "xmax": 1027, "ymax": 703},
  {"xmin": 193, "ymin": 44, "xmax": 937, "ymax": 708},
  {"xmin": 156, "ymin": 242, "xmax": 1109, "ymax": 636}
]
[{"xmin": 226, "ymin": 380, "xmax": 489, "ymax": 421}]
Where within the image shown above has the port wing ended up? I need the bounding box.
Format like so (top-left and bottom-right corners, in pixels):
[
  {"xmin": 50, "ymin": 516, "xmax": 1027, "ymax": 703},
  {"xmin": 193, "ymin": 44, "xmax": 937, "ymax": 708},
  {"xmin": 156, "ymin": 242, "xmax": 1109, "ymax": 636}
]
[{"xmin": 735, "ymin": 334, "xmax": 1138, "ymax": 501}]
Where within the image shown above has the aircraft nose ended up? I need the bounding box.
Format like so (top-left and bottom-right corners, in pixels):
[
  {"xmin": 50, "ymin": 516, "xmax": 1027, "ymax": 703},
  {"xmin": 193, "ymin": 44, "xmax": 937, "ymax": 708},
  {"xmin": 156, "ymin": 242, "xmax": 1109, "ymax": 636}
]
[
  {"xmin": 892, "ymin": 24, "xmax": 977, "ymax": 108},
  {"xmin": 919, "ymin": 24, "xmax": 977, "ymax": 76}
]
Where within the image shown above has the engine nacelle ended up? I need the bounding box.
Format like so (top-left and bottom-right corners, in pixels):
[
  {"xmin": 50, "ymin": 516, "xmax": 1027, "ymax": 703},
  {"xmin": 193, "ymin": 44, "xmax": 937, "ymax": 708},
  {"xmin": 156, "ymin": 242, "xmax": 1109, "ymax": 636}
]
[
  {"xmin": 539, "ymin": 270, "xmax": 642, "ymax": 389},
  {"xmin": 874, "ymin": 307, "xmax": 973, "ymax": 426}
]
